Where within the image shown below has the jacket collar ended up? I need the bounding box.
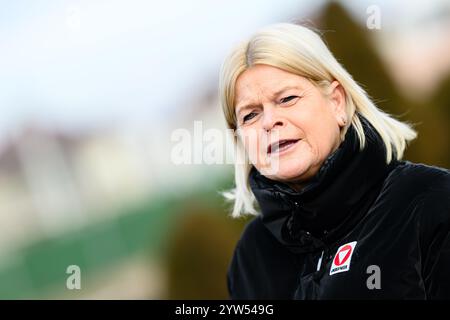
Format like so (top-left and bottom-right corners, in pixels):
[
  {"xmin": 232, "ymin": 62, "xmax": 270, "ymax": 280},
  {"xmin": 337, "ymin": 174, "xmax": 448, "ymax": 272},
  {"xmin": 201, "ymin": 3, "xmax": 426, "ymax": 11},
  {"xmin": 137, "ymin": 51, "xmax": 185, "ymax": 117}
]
[{"xmin": 249, "ymin": 116, "xmax": 400, "ymax": 253}]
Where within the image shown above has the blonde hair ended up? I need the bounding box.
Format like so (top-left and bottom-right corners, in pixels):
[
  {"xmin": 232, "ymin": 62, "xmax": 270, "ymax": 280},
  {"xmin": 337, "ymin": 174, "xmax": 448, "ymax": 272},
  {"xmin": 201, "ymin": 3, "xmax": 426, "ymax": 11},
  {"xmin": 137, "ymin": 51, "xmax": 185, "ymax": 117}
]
[{"xmin": 218, "ymin": 23, "xmax": 417, "ymax": 218}]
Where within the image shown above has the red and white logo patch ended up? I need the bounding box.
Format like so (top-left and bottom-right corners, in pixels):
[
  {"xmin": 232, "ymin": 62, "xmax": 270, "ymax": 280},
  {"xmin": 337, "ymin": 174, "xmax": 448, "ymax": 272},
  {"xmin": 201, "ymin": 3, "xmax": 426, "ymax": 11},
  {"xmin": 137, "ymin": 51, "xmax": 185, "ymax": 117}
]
[{"xmin": 330, "ymin": 241, "xmax": 357, "ymax": 275}]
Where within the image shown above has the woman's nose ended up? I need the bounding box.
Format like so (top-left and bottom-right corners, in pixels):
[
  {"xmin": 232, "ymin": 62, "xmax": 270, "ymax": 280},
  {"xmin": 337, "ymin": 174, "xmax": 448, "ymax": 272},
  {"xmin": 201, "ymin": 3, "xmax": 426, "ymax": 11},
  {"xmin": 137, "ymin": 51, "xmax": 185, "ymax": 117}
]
[{"xmin": 262, "ymin": 107, "xmax": 284, "ymax": 132}]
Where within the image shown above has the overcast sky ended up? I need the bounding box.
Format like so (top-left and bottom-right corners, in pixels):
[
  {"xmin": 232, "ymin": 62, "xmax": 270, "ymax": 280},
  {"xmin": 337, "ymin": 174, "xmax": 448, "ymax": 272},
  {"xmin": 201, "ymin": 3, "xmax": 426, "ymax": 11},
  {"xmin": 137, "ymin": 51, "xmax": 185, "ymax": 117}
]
[{"xmin": 0, "ymin": 0, "xmax": 447, "ymax": 141}]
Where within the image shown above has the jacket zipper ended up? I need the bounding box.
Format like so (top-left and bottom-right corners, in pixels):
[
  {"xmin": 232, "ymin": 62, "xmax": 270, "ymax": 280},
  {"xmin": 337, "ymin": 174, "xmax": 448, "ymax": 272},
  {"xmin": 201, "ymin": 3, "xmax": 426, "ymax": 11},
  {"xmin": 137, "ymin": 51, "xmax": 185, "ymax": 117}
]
[
  {"xmin": 316, "ymin": 250, "xmax": 324, "ymax": 271},
  {"xmin": 292, "ymin": 199, "xmax": 331, "ymax": 273}
]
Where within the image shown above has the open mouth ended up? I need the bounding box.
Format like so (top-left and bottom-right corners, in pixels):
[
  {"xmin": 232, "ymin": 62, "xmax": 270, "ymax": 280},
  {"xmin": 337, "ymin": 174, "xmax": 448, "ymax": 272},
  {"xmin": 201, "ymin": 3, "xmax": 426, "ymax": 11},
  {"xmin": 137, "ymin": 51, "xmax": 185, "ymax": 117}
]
[{"xmin": 267, "ymin": 139, "xmax": 300, "ymax": 155}]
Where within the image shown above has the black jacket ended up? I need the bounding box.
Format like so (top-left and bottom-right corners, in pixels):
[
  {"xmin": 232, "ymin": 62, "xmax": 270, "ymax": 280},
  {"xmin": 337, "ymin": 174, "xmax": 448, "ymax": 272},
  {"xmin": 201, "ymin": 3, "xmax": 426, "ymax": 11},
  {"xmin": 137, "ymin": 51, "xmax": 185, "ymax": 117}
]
[{"xmin": 227, "ymin": 117, "xmax": 450, "ymax": 299}]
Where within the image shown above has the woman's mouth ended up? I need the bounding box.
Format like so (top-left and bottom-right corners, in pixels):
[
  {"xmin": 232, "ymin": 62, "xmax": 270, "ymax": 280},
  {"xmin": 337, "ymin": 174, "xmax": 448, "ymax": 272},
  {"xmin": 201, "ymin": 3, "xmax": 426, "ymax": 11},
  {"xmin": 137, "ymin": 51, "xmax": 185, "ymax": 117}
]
[{"xmin": 267, "ymin": 139, "xmax": 300, "ymax": 155}]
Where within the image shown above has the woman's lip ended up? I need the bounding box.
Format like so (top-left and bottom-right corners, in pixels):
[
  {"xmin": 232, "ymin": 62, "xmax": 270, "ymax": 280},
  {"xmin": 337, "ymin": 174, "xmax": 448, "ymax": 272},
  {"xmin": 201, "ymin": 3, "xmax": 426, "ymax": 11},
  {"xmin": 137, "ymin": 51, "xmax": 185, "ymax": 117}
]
[{"xmin": 268, "ymin": 139, "xmax": 300, "ymax": 155}]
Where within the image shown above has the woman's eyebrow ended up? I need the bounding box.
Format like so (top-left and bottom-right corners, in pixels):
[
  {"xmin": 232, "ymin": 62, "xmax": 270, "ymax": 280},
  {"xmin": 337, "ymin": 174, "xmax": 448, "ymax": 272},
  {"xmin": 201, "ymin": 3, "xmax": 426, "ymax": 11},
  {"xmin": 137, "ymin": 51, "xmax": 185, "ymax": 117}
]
[
  {"xmin": 272, "ymin": 85, "xmax": 300, "ymax": 97},
  {"xmin": 235, "ymin": 103, "xmax": 261, "ymax": 116},
  {"xmin": 235, "ymin": 85, "xmax": 300, "ymax": 116}
]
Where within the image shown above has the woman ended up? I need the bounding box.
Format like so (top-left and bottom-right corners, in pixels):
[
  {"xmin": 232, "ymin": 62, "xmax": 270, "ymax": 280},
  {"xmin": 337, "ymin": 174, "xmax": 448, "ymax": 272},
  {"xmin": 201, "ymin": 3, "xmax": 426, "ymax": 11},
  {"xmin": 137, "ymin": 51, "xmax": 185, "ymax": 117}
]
[{"xmin": 219, "ymin": 23, "xmax": 450, "ymax": 299}]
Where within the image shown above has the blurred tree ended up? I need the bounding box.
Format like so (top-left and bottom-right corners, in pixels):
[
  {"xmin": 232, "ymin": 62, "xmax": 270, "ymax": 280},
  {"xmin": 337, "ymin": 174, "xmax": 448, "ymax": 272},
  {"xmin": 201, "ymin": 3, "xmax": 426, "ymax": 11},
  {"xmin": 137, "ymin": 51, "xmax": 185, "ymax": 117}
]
[
  {"xmin": 317, "ymin": 1, "xmax": 449, "ymax": 168},
  {"xmin": 433, "ymin": 73, "xmax": 450, "ymax": 114},
  {"xmin": 166, "ymin": 200, "xmax": 249, "ymax": 299},
  {"xmin": 319, "ymin": 1, "xmax": 406, "ymax": 116},
  {"xmin": 428, "ymin": 73, "xmax": 450, "ymax": 167}
]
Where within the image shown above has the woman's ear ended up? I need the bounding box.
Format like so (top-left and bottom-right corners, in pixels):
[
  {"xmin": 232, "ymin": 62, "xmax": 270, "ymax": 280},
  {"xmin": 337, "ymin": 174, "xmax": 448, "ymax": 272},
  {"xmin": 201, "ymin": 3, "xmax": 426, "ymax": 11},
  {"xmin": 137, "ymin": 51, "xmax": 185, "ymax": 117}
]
[{"xmin": 329, "ymin": 80, "xmax": 347, "ymax": 127}]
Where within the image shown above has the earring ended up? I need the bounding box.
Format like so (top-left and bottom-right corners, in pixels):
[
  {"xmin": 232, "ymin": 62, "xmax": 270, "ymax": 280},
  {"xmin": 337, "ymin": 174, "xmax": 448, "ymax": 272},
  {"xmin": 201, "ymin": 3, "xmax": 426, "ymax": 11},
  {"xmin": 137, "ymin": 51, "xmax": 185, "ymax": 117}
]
[{"xmin": 341, "ymin": 116, "xmax": 347, "ymax": 125}]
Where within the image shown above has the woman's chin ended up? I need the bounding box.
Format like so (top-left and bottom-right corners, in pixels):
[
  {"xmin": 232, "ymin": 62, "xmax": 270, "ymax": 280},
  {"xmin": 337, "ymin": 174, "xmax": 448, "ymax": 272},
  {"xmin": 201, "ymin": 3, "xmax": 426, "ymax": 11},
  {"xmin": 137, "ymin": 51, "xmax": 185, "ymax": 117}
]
[{"xmin": 261, "ymin": 162, "xmax": 310, "ymax": 182}]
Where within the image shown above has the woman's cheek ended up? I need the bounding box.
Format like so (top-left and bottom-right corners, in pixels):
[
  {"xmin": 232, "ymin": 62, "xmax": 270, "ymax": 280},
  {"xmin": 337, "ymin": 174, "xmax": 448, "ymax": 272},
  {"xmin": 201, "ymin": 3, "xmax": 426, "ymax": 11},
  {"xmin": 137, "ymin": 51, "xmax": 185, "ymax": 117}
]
[{"xmin": 240, "ymin": 132, "xmax": 261, "ymax": 165}]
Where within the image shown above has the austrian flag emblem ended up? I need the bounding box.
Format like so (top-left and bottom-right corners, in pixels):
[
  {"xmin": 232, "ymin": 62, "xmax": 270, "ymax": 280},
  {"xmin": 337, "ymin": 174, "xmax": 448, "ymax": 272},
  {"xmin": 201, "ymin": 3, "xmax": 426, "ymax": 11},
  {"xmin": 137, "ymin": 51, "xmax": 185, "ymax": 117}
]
[{"xmin": 330, "ymin": 241, "xmax": 357, "ymax": 275}]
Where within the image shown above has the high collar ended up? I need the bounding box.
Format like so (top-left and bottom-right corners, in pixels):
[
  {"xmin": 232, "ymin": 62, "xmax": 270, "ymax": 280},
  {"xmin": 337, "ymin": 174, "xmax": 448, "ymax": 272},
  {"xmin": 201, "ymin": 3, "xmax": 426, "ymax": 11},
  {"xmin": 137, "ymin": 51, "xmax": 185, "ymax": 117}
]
[{"xmin": 249, "ymin": 116, "xmax": 400, "ymax": 254}]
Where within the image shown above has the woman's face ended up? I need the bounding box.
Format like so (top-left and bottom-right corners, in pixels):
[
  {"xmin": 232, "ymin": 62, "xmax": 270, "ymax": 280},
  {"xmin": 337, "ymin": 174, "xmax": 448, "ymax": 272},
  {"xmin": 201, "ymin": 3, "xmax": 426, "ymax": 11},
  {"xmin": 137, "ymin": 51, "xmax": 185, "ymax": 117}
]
[{"xmin": 234, "ymin": 64, "xmax": 347, "ymax": 186}]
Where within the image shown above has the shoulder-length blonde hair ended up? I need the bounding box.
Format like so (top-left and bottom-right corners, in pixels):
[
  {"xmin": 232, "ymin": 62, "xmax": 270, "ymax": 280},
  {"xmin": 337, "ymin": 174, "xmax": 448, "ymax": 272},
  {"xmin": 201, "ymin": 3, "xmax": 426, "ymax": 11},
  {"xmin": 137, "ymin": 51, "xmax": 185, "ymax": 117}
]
[{"xmin": 218, "ymin": 23, "xmax": 417, "ymax": 218}]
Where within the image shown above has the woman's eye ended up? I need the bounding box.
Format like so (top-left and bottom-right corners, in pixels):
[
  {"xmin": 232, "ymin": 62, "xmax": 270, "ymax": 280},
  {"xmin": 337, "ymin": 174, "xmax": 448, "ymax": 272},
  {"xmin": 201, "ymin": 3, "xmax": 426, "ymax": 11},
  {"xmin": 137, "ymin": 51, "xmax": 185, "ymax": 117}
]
[
  {"xmin": 280, "ymin": 95, "xmax": 298, "ymax": 103},
  {"xmin": 243, "ymin": 112, "xmax": 257, "ymax": 123}
]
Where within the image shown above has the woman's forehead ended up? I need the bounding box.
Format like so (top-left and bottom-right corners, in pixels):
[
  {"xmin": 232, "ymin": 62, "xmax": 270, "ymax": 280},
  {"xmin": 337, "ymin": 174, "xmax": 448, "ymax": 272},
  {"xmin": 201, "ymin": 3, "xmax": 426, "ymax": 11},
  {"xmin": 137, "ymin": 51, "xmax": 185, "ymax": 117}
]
[{"xmin": 234, "ymin": 66, "xmax": 309, "ymax": 109}]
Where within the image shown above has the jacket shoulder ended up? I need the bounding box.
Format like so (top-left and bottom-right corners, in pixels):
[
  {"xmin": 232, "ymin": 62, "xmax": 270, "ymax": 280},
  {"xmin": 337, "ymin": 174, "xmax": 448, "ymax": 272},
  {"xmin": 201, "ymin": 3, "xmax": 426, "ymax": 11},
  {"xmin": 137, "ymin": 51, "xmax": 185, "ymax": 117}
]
[
  {"xmin": 236, "ymin": 215, "xmax": 272, "ymax": 249},
  {"xmin": 383, "ymin": 161, "xmax": 449, "ymax": 199},
  {"xmin": 388, "ymin": 161, "xmax": 450, "ymax": 245},
  {"xmin": 231, "ymin": 215, "xmax": 290, "ymax": 263},
  {"xmin": 375, "ymin": 161, "xmax": 450, "ymax": 237},
  {"xmin": 227, "ymin": 216, "xmax": 299, "ymax": 299}
]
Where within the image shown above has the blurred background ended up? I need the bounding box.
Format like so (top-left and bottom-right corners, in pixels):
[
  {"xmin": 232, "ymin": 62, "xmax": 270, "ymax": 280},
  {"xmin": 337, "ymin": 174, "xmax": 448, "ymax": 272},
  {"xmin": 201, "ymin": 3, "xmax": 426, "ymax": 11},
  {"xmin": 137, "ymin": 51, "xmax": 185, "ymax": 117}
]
[{"xmin": 0, "ymin": 0, "xmax": 449, "ymax": 299}]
